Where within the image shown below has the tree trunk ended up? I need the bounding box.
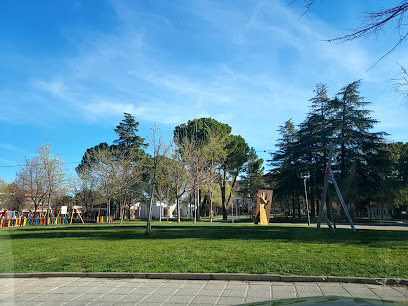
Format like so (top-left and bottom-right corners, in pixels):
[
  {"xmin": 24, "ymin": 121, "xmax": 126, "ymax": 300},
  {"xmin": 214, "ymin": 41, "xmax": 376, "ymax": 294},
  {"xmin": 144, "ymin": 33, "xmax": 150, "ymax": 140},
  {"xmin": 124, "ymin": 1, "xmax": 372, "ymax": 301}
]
[
  {"xmin": 107, "ymin": 197, "xmax": 111, "ymax": 223},
  {"xmin": 147, "ymin": 156, "xmax": 158, "ymax": 234},
  {"xmin": 297, "ymin": 198, "xmax": 301, "ymax": 218},
  {"xmin": 360, "ymin": 201, "xmax": 363, "ymax": 221},
  {"xmin": 194, "ymin": 187, "xmax": 197, "ymax": 223},
  {"xmin": 310, "ymin": 194, "xmax": 315, "ymax": 218},
  {"xmin": 47, "ymin": 193, "xmax": 52, "ymax": 222},
  {"xmin": 209, "ymin": 155, "xmax": 214, "ymax": 223},
  {"xmin": 34, "ymin": 203, "xmax": 38, "ymax": 219},
  {"xmin": 147, "ymin": 184, "xmax": 154, "ymax": 233},
  {"xmin": 286, "ymin": 199, "xmax": 290, "ymax": 216},
  {"xmin": 177, "ymin": 197, "xmax": 180, "ymax": 223},
  {"xmin": 209, "ymin": 191, "xmax": 213, "ymax": 223},
  {"xmin": 368, "ymin": 201, "xmax": 371, "ymax": 219},
  {"xmin": 159, "ymin": 202, "xmax": 162, "ymax": 222},
  {"xmin": 120, "ymin": 199, "xmax": 125, "ymax": 224},
  {"xmin": 196, "ymin": 188, "xmax": 200, "ymax": 222},
  {"xmin": 189, "ymin": 193, "xmax": 192, "ymax": 221},
  {"xmin": 119, "ymin": 200, "xmax": 123, "ymax": 224},
  {"xmin": 221, "ymin": 169, "xmax": 227, "ymax": 220}
]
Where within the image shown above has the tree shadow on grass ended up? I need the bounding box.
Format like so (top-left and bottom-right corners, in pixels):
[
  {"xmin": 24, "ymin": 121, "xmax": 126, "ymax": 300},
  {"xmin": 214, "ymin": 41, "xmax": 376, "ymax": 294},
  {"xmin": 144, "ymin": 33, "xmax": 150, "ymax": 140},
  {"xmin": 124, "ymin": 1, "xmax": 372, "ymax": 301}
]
[{"xmin": 1, "ymin": 225, "xmax": 408, "ymax": 249}]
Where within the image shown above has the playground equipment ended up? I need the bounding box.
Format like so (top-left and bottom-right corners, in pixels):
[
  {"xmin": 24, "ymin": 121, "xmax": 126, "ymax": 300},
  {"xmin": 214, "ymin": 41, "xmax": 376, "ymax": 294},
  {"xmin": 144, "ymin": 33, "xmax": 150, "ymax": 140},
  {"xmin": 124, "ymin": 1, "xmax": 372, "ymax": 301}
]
[
  {"xmin": 70, "ymin": 205, "xmax": 84, "ymax": 224},
  {"xmin": 1, "ymin": 216, "xmax": 66, "ymax": 227},
  {"xmin": 317, "ymin": 142, "xmax": 356, "ymax": 232},
  {"xmin": 96, "ymin": 216, "xmax": 113, "ymax": 223},
  {"xmin": 0, "ymin": 206, "xmax": 71, "ymax": 228},
  {"xmin": 254, "ymin": 190, "xmax": 273, "ymax": 225}
]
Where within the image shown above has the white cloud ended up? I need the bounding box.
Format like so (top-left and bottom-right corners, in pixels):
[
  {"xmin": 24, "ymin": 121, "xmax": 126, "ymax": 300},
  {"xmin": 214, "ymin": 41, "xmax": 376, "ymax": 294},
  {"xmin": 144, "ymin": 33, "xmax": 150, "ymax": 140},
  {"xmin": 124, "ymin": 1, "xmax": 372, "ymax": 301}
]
[
  {"xmin": 84, "ymin": 101, "xmax": 145, "ymax": 117},
  {"xmin": 32, "ymin": 80, "xmax": 69, "ymax": 99},
  {"xmin": 21, "ymin": 0, "xmax": 408, "ymax": 153}
]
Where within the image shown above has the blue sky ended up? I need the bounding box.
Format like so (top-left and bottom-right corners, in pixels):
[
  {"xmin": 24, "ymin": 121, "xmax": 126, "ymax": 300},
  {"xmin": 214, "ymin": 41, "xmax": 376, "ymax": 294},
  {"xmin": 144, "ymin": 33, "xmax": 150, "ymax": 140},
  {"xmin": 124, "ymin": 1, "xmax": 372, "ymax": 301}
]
[{"xmin": 1, "ymin": 0, "xmax": 407, "ymax": 183}]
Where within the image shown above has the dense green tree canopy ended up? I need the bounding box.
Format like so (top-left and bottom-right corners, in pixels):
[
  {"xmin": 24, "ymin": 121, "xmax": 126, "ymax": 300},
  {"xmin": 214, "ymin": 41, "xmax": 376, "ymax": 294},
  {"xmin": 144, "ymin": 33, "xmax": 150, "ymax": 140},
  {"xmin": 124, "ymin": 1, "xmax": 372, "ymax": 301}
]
[
  {"xmin": 114, "ymin": 113, "xmax": 148, "ymax": 149},
  {"xmin": 269, "ymin": 81, "xmax": 396, "ymax": 219}
]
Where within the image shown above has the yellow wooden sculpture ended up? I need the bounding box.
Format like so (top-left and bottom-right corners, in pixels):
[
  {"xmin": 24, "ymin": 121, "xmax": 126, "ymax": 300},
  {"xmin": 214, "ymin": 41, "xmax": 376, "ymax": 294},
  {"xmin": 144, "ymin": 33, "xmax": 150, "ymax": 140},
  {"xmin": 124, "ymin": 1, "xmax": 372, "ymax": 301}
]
[
  {"xmin": 254, "ymin": 190, "xmax": 273, "ymax": 225},
  {"xmin": 259, "ymin": 193, "xmax": 268, "ymax": 225}
]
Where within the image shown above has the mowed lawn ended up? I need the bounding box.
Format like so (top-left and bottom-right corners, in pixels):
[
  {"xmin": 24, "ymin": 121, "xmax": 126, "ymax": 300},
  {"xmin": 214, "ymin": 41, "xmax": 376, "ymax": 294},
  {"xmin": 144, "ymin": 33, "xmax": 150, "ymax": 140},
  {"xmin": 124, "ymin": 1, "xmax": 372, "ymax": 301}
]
[{"xmin": 1, "ymin": 221, "xmax": 407, "ymax": 278}]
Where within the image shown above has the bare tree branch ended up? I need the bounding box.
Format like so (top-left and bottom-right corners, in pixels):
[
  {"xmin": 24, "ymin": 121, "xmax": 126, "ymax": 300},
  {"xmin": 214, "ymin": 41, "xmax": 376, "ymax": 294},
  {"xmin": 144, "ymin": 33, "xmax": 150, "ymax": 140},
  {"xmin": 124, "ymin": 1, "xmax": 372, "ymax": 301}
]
[
  {"xmin": 326, "ymin": 2, "xmax": 408, "ymax": 68},
  {"xmin": 391, "ymin": 62, "xmax": 408, "ymax": 104},
  {"xmin": 292, "ymin": 1, "xmax": 408, "ymax": 68},
  {"xmin": 288, "ymin": 0, "xmax": 317, "ymax": 19}
]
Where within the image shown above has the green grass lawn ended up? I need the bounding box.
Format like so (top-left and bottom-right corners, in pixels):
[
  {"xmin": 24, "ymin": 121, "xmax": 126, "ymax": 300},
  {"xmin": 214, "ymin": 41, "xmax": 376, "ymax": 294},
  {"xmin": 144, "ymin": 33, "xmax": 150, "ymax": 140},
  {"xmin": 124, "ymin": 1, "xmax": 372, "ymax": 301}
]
[{"xmin": 1, "ymin": 221, "xmax": 407, "ymax": 278}]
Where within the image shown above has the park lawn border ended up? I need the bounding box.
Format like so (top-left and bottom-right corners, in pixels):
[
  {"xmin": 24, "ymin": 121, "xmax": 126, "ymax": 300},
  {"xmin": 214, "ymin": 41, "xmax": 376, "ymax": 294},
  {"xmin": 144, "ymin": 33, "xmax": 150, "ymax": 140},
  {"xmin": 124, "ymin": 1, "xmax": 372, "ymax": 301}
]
[
  {"xmin": 1, "ymin": 272, "xmax": 407, "ymax": 286},
  {"xmin": 2, "ymin": 223, "xmax": 408, "ymax": 280}
]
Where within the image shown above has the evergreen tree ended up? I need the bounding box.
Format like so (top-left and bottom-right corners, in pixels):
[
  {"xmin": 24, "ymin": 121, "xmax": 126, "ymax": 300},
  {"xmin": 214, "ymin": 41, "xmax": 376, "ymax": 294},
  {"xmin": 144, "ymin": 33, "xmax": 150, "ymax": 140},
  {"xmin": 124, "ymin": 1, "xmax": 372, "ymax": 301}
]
[
  {"xmin": 114, "ymin": 113, "xmax": 148, "ymax": 149},
  {"xmin": 76, "ymin": 113, "xmax": 148, "ymax": 222},
  {"xmin": 296, "ymin": 83, "xmax": 334, "ymax": 217},
  {"xmin": 270, "ymin": 120, "xmax": 303, "ymax": 216},
  {"xmin": 386, "ymin": 142, "xmax": 408, "ymax": 215},
  {"xmin": 174, "ymin": 118, "xmax": 249, "ymax": 220},
  {"xmin": 219, "ymin": 134, "xmax": 249, "ymax": 220},
  {"xmin": 240, "ymin": 147, "xmax": 266, "ymax": 205},
  {"xmin": 330, "ymin": 80, "xmax": 386, "ymax": 209}
]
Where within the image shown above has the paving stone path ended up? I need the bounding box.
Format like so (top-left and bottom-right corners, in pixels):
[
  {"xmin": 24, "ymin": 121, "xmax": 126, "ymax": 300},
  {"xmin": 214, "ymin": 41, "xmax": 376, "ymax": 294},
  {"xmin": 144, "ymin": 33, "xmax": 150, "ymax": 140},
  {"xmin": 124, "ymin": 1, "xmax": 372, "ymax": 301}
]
[{"xmin": 1, "ymin": 277, "xmax": 407, "ymax": 306}]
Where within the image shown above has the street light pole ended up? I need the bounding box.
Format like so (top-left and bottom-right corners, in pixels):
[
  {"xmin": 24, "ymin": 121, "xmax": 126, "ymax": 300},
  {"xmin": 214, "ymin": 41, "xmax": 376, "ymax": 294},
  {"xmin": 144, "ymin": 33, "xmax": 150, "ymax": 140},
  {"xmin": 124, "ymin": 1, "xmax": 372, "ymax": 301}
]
[{"xmin": 303, "ymin": 175, "xmax": 311, "ymax": 226}]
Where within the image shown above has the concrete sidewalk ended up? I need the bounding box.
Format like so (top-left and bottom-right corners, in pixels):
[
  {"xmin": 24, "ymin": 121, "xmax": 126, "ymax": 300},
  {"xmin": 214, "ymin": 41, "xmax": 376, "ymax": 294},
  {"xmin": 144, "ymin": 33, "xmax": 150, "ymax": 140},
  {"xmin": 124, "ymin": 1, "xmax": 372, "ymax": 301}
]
[{"xmin": 1, "ymin": 277, "xmax": 407, "ymax": 306}]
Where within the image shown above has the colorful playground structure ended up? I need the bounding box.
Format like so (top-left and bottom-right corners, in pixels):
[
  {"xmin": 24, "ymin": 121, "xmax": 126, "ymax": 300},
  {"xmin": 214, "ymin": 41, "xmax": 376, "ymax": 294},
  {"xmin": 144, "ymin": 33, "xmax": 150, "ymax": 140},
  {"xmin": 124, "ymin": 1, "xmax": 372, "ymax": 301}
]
[
  {"xmin": 0, "ymin": 206, "xmax": 113, "ymax": 227},
  {"xmin": 0, "ymin": 205, "xmax": 110, "ymax": 227},
  {"xmin": 96, "ymin": 216, "xmax": 113, "ymax": 223},
  {"xmin": 1, "ymin": 217, "xmax": 66, "ymax": 227}
]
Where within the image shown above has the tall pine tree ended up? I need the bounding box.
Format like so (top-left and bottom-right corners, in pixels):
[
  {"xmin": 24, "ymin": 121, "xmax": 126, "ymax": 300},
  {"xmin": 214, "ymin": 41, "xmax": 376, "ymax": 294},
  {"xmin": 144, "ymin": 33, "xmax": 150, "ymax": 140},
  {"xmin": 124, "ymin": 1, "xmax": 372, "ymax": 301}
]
[
  {"xmin": 296, "ymin": 83, "xmax": 334, "ymax": 217},
  {"xmin": 270, "ymin": 120, "xmax": 303, "ymax": 216},
  {"xmin": 330, "ymin": 80, "xmax": 385, "ymax": 209}
]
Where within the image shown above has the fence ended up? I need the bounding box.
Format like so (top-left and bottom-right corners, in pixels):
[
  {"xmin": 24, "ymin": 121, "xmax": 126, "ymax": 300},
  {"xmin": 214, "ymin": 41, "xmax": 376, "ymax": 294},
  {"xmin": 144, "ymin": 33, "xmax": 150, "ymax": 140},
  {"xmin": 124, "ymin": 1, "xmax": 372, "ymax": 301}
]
[
  {"xmin": 96, "ymin": 216, "xmax": 113, "ymax": 223},
  {"xmin": 0, "ymin": 217, "xmax": 66, "ymax": 227}
]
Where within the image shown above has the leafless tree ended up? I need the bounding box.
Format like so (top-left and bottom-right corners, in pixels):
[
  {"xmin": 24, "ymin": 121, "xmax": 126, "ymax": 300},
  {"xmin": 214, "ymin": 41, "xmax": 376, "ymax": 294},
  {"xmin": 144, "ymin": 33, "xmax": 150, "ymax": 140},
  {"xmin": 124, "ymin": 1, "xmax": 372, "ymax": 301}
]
[
  {"xmin": 80, "ymin": 146, "xmax": 143, "ymax": 223},
  {"xmin": 116, "ymin": 151, "xmax": 144, "ymax": 224},
  {"xmin": 5, "ymin": 182, "xmax": 26, "ymax": 212},
  {"xmin": 293, "ymin": 0, "xmax": 408, "ymax": 97},
  {"xmin": 154, "ymin": 157, "xmax": 172, "ymax": 223},
  {"xmin": 201, "ymin": 133, "xmax": 226, "ymax": 222},
  {"xmin": 168, "ymin": 142, "xmax": 189, "ymax": 223},
  {"xmin": 38, "ymin": 141, "xmax": 67, "ymax": 217},
  {"xmin": 179, "ymin": 137, "xmax": 207, "ymax": 223},
  {"xmin": 16, "ymin": 157, "xmax": 47, "ymax": 217},
  {"xmin": 294, "ymin": 1, "xmax": 408, "ymax": 58},
  {"xmin": 146, "ymin": 124, "xmax": 169, "ymax": 233},
  {"xmin": 391, "ymin": 63, "xmax": 408, "ymax": 103},
  {"xmin": 74, "ymin": 172, "xmax": 102, "ymax": 220}
]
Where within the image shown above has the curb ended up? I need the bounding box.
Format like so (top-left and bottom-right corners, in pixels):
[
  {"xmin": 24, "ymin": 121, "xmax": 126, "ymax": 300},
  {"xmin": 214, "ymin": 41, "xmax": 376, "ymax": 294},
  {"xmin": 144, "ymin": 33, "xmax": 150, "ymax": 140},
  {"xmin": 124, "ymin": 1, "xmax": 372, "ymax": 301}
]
[{"xmin": 0, "ymin": 273, "xmax": 407, "ymax": 286}]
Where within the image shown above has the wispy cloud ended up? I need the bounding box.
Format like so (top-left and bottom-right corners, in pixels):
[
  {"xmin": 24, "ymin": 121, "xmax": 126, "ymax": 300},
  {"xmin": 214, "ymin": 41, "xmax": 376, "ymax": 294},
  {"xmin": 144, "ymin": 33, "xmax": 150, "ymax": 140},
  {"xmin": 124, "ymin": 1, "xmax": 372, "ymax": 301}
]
[
  {"xmin": 18, "ymin": 0, "xmax": 407, "ymax": 151},
  {"xmin": 32, "ymin": 80, "xmax": 69, "ymax": 99}
]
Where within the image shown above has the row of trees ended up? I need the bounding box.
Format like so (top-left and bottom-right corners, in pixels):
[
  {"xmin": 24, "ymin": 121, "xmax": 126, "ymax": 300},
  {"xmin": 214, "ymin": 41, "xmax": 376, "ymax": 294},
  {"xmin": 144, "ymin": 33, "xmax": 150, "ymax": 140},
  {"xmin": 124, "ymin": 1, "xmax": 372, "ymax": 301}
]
[
  {"xmin": 0, "ymin": 141, "xmax": 68, "ymax": 216},
  {"xmin": 1, "ymin": 114, "xmax": 265, "ymax": 230},
  {"xmin": 73, "ymin": 114, "xmax": 265, "ymax": 232},
  {"xmin": 270, "ymin": 80, "xmax": 408, "ymax": 218},
  {"xmin": 4, "ymin": 81, "xmax": 406, "ymax": 224}
]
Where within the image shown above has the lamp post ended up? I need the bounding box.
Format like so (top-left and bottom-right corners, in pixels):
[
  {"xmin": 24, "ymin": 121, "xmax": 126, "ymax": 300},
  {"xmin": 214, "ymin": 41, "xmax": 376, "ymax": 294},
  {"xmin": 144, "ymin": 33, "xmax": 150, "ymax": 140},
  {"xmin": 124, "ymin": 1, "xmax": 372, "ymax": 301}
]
[{"xmin": 302, "ymin": 174, "xmax": 311, "ymax": 226}]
